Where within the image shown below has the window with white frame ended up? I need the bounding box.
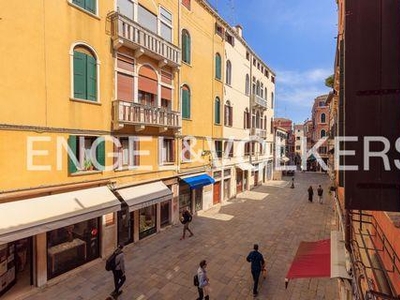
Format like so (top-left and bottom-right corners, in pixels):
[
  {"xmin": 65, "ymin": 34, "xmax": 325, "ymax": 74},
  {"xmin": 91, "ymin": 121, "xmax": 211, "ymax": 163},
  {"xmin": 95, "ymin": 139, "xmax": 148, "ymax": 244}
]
[
  {"xmin": 117, "ymin": 0, "xmax": 134, "ymax": 20},
  {"xmin": 67, "ymin": 135, "xmax": 105, "ymax": 173},
  {"xmin": 160, "ymin": 137, "xmax": 175, "ymax": 164},
  {"xmin": 159, "ymin": 6, "xmax": 172, "ymax": 42},
  {"xmin": 71, "ymin": 0, "xmax": 97, "ymax": 15},
  {"xmin": 226, "ymin": 60, "xmax": 232, "ymax": 85},
  {"xmin": 138, "ymin": 4, "xmax": 157, "ymax": 33},
  {"xmin": 115, "ymin": 137, "xmax": 140, "ymax": 169}
]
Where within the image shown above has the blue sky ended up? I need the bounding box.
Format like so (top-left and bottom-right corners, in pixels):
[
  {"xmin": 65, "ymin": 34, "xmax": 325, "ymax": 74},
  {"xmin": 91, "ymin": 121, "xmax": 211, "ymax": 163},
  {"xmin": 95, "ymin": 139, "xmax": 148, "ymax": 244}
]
[{"xmin": 212, "ymin": 0, "xmax": 337, "ymax": 124}]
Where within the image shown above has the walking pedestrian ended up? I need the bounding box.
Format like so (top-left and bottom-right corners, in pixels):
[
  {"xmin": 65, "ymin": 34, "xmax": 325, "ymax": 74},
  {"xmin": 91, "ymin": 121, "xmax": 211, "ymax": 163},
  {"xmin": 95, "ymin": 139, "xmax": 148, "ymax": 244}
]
[
  {"xmin": 317, "ymin": 185, "xmax": 324, "ymax": 204},
  {"xmin": 111, "ymin": 244, "xmax": 126, "ymax": 298},
  {"xmin": 180, "ymin": 209, "xmax": 194, "ymax": 240},
  {"xmin": 197, "ymin": 260, "xmax": 210, "ymax": 300},
  {"xmin": 307, "ymin": 185, "xmax": 314, "ymax": 202},
  {"xmin": 246, "ymin": 244, "xmax": 265, "ymax": 297}
]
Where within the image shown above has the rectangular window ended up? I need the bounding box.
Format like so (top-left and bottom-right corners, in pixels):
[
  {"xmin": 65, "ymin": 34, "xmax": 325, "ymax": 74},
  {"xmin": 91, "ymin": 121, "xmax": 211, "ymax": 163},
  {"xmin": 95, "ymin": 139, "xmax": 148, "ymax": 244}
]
[
  {"xmin": 244, "ymin": 143, "xmax": 250, "ymax": 156},
  {"xmin": 225, "ymin": 32, "xmax": 235, "ymax": 46},
  {"xmin": 139, "ymin": 205, "xmax": 157, "ymax": 239},
  {"xmin": 296, "ymin": 146, "xmax": 301, "ymax": 150},
  {"xmin": 160, "ymin": 138, "xmax": 175, "ymax": 164},
  {"xmin": 138, "ymin": 5, "xmax": 157, "ymax": 33},
  {"xmin": 72, "ymin": 0, "xmax": 96, "ymax": 14},
  {"xmin": 224, "ymin": 105, "xmax": 233, "ymax": 126},
  {"xmin": 117, "ymin": 0, "xmax": 134, "ymax": 20},
  {"xmin": 214, "ymin": 141, "xmax": 223, "ymax": 158},
  {"xmin": 117, "ymin": 56, "xmax": 134, "ymax": 101},
  {"xmin": 114, "ymin": 137, "xmax": 140, "ymax": 169},
  {"xmin": 215, "ymin": 23, "xmax": 224, "ymax": 37},
  {"xmin": 67, "ymin": 136, "xmax": 105, "ymax": 173},
  {"xmin": 182, "ymin": 138, "xmax": 191, "ymax": 162},
  {"xmin": 159, "ymin": 7, "xmax": 172, "ymax": 42},
  {"xmin": 271, "ymin": 76, "xmax": 275, "ymax": 83},
  {"xmin": 182, "ymin": 0, "xmax": 191, "ymax": 10},
  {"xmin": 253, "ymin": 58, "xmax": 256, "ymax": 66},
  {"xmin": 246, "ymin": 51, "xmax": 250, "ymax": 60},
  {"xmin": 224, "ymin": 141, "xmax": 234, "ymax": 158},
  {"xmin": 264, "ymin": 69, "xmax": 269, "ymax": 78}
]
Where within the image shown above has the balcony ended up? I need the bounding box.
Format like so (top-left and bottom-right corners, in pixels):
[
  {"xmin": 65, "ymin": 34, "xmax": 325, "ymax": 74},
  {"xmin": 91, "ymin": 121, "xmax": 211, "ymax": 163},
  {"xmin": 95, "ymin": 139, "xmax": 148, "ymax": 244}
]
[
  {"xmin": 110, "ymin": 13, "xmax": 180, "ymax": 68},
  {"xmin": 251, "ymin": 94, "xmax": 268, "ymax": 110},
  {"xmin": 113, "ymin": 100, "xmax": 181, "ymax": 131},
  {"xmin": 250, "ymin": 128, "xmax": 267, "ymax": 138}
]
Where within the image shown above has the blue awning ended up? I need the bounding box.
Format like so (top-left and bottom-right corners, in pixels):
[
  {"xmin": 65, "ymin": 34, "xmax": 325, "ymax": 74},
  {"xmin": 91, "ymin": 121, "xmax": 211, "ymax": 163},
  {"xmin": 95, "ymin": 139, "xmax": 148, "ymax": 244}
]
[{"xmin": 181, "ymin": 174, "xmax": 215, "ymax": 189}]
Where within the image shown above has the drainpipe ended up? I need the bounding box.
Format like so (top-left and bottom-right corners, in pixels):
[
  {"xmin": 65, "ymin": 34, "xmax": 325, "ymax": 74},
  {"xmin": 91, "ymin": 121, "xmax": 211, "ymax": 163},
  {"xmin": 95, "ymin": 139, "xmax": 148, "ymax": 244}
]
[{"xmin": 345, "ymin": 209, "xmax": 352, "ymax": 253}]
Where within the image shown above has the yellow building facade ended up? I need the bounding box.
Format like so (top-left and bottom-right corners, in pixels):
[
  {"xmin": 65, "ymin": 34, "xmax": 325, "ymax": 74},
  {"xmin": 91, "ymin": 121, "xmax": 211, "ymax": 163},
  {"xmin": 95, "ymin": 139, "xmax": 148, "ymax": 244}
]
[{"xmin": 0, "ymin": 0, "xmax": 275, "ymax": 297}]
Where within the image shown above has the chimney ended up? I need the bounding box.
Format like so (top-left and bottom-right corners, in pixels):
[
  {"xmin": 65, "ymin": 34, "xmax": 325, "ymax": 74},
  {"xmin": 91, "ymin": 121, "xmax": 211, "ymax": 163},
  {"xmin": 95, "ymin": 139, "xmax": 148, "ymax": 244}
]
[{"xmin": 234, "ymin": 24, "xmax": 243, "ymax": 37}]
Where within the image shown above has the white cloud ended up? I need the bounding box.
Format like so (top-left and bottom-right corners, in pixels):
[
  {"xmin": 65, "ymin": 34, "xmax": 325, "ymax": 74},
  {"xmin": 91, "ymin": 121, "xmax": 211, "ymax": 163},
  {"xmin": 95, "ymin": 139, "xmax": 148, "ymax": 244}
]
[{"xmin": 277, "ymin": 68, "xmax": 332, "ymax": 86}]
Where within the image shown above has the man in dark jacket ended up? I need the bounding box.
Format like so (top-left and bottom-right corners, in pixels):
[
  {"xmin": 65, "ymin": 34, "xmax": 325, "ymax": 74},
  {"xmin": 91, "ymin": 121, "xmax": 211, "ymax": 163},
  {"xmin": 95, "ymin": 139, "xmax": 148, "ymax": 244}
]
[
  {"xmin": 246, "ymin": 244, "xmax": 265, "ymax": 297},
  {"xmin": 111, "ymin": 244, "xmax": 126, "ymax": 298},
  {"xmin": 180, "ymin": 209, "xmax": 194, "ymax": 240}
]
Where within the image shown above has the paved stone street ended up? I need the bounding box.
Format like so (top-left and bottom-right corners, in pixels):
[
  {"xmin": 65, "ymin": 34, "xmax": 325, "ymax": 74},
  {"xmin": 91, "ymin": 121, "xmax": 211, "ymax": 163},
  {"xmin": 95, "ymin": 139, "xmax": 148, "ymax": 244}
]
[{"xmin": 23, "ymin": 172, "xmax": 338, "ymax": 300}]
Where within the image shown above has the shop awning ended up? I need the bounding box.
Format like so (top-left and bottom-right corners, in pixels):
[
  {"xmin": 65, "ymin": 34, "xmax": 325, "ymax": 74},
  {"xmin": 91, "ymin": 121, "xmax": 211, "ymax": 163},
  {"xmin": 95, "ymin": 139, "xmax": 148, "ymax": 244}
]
[
  {"xmin": 116, "ymin": 181, "xmax": 172, "ymax": 212},
  {"xmin": 236, "ymin": 163, "xmax": 255, "ymax": 171},
  {"xmin": 331, "ymin": 231, "xmax": 352, "ymax": 279},
  {"xmin": 285, "ymin": 239, "xmax": 331, "ymax": 288},
  {"xmin": 0, "ymin": 186, "xmax": 121, "ymax": 245},
  {"xmin": 180, "ymin": 174, "xmax": 215, "ymax": 189}
]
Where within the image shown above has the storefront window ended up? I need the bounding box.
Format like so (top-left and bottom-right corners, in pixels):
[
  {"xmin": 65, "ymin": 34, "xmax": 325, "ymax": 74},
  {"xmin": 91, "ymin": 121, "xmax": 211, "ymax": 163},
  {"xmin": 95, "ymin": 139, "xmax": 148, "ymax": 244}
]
[
  {"xmin": 160, "ymin": 200, "xmax": 171, "ymax": 227},
  {"xmin": 139, "ymin": 205, "xmax": 157, "ymax": 239},
  {"xmin": 47, "ymin": 218, "xmax": 100, "ymax": 279},
  {"xmin": 194, "ymin": 188, "xmax": 203, "ymax": 212},
  {"xmin": 179, "ymin": 183, "xmax": 191, "ymax": 213},
  {"xmin": 118, "ymin": 207, "xmax": 134, "ymax": 246}
]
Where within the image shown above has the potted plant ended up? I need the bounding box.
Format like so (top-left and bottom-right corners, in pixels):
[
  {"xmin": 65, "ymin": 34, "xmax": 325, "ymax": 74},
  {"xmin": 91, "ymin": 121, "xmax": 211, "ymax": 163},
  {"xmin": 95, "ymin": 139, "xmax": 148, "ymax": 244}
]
[{"xmin": 84, "ymin": 159, "xmax": 94, "ymax": 171}]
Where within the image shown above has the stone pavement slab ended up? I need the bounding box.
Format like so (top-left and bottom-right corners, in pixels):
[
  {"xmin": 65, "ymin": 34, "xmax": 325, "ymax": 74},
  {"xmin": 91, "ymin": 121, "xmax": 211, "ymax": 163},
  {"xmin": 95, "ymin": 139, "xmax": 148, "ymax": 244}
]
[{"xmin": 21, "ymin": 172, "xmax": 337, "ymax": 300}]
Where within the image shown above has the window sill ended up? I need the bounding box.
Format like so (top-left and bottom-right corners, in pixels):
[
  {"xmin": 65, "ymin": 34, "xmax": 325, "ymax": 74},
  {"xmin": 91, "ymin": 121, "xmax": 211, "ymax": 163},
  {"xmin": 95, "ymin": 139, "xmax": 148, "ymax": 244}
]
[
  {"xmin": 114, "ymin": 166, "xmax": 139, "ymax": 172},
  {"xmin": 70, "ymin": 98, "xmax": 101, "ymax": 105},
  {"xmin": 70, "ymin": 170, "xmax": 102, "ymax": 176},
  {"xmin": 182, "ymin": 61, "xmax": 192, "ymax": 67},
  {"xmin": 68, "ymin": 1, "xmax": 100, "ymax": 20},
  {"xmin": 182, "ymin": 118, "xmax": 192, "ymax": 121}
]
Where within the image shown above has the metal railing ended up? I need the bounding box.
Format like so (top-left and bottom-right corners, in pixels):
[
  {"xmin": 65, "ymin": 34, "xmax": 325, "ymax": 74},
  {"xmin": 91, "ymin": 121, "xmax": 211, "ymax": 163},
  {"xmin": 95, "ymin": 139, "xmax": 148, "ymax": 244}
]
[{"xmin": 250, "ymin": 127, "xmax": 267, "ymax": 138}]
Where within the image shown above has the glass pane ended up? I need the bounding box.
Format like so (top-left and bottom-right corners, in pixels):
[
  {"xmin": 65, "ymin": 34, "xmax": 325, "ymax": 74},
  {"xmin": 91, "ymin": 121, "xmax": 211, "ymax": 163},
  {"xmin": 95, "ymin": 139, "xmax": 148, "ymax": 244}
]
[
  {"xmin": 138, "ymin": 5, "xmax": 157, "ymax": 33},
  {"xmin": 117, "ymin": 0, "xmax": 134, "ymax": 19},
  {"xmin": 159, "ymin": 7, "xmax": 172, "ymax": 24},
  {"xmin": 139, "ymin": 205, "xmax": 157, "ymax": 239},
  {"xmin": 160, "ymin": 23, "xmax": 172, "ymax": 42}
]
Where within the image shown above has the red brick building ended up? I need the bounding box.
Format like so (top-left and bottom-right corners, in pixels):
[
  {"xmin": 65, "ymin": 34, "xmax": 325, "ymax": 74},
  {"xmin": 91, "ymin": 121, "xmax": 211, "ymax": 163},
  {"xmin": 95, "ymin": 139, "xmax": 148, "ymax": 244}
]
[{"xmin": 311, "ymin": 95, "xmax": 329, "ymax": 171}]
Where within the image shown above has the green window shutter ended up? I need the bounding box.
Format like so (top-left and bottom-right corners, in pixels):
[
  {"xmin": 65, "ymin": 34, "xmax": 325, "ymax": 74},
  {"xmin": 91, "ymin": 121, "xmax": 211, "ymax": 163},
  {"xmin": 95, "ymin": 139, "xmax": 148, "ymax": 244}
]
[
  {"xmin": 73, "ymin": 0, "xmax": 84, "ymax": 8},
  {"xmin": 96, "ymin": 137, "xmax": 105, "ymax": 171},
  {"xmin": 86, "ymin": 55, "xmax": 97, "ymax": 101},
  {"xmin": 182, "ymin": 33, "xmax": 187, "ymax": 62},
  {"xmin": 215, "ymin": 99, "xmax": 220, "ymax": 124},
  {"xmin": 85, "ymin": 0, "xmax": 96, "ymax": 14},
  {"xmin": 68, "ymin": 136, "xmax": 78, "ymax": 174},
  {"xmin": 185, "ymin": 35, "xmax": 191, "ymax": 63},
  {"xmin": 182, "ymin": 89, "xmax": 190, "ymax": 118},
  {"xmin": 73, "ymin": 51, "xmax": 87, "ymax": 99},
  {"xmin": 215, "ymin": 54, "xmax": 221, "ymax": 79}
]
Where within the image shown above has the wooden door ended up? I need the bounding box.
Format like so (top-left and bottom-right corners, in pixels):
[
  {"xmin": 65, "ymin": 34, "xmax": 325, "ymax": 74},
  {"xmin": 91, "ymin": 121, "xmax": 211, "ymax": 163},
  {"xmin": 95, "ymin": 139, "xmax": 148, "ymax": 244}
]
[
  {"xmin": 213, "ymin": 181, "xmax": 221, "ymax": 204},
  {"xmin": 236, "ymin": 170, "xmax": 243, "ymax": 193},
  {"xmin": 254, "ymin": 171, "xmax": 259, "ymax": 186}
]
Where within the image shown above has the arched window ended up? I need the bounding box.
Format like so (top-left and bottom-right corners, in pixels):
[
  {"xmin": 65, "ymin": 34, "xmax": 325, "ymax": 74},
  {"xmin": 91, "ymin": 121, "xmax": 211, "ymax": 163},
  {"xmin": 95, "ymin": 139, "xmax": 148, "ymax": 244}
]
[
  {"xmin": 271, "ymin": 92, "xmax": 274, "ymax": 109},
  {"xmin": 245, "ymin": 74, "xmax": 250, "ymax": 95},
  {"xmin": 264, "ymin": 87, "xmax": 268, "ymax": 100},
  {"xmin": 215, "ymin": 53, "xmax": 221, "ymax": 80},
  {"xmin": 182, "ymin": 29, "xmax": 191, "ymax": 64},
  {"xmin": 215, "ymin": 97, "xmax": 221, "ymax": 124},
  {"xmin": 256, "ymin": 80, "xmax": 260, "ymax": 96},
  {"xmin": 256, "ymin": 111, "xmax": 260, "ymax": 128},
  {"xmin": 73, "ymin": 45, "xmax": 98, "ymax": 101},
  {"xmin": 244, "ymin": 108, "xmax": 250, "ymax": 129},
  {"xmin": 226, "ymin": 60, "xmax": 232, "ymax": 85},
  {"xmin": 321, "ymin": 129, "xmax": 326, "ymax": 138},
  {"xmin": 224, "ymin": 100, "xmax": 233, "ymax": 126},
  {"xmin": 321, "ymin": 113, "xmax": 326, "ymax": 123},
  {"xmin": 181, "ymin": 85, "xmax": 191, "ymax": 119}
]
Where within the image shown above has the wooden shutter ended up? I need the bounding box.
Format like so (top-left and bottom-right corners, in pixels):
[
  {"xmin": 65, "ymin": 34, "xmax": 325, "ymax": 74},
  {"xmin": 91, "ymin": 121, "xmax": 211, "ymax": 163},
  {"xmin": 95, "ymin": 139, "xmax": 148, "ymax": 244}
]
[
  {"xmin": 182, "ymin": 87, "xmax": 190, "ymax": 118},
  {"xmin": 87, "ymin": 55, "xmax": 97, "ymax": 101},
  {"xmin": 96, "ymin": 137, "xmax": 105, "ymax": 170},
  {"xmin": 215, "ymin": 99, "xmax": 220, "ymax": 124},
  {"xmin": 134, "ymin": 138, "xmax": 140, "ymax": 166},
  {"xmin": 117, "ymin": 73, "xmax": 134, "ymax": 101},
  {"xmin": 161, "ymin": 86, "xmax": 172, "ymax": 101},
  {"xmin": 215, "ymin": 54, "xmax": 221, "ymax": 79},
  {"xmin": 68, "ymin": 136, "xmax": 78, "ymax": 174},
  {"xmin": 182, "ymin": 0, "xmax": 191, "ymax": 10},
  {"xmin": 73, "ymin": 51, "xmax": 86, "ymax": 99},
  {"xmin": 138, "ymin": 76, "xmax": 157, "ymax": 94},
  {"xmin": 170, "ymin": 139, "xmax": 175, "ymax": 162}
]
